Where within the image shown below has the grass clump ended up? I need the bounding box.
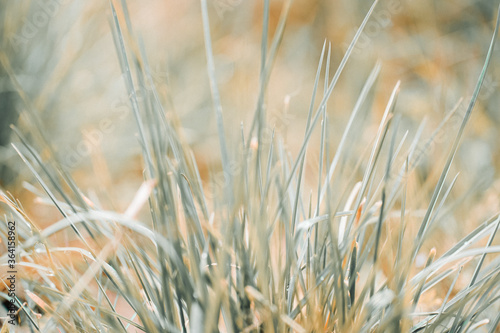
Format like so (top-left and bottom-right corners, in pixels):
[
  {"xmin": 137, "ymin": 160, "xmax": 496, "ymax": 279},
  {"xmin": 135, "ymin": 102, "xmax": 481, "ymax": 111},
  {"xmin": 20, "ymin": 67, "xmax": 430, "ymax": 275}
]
[{"xmin": 1, "ymin": 0, "xmax": 500, "ymax": 332}]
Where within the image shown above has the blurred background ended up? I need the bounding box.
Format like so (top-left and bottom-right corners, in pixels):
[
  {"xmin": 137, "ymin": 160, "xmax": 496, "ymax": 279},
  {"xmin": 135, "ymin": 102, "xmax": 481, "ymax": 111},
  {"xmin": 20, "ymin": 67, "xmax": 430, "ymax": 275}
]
[{"xmin": 1, "ymin": 0, "xmax": 499, "ymax": 238}]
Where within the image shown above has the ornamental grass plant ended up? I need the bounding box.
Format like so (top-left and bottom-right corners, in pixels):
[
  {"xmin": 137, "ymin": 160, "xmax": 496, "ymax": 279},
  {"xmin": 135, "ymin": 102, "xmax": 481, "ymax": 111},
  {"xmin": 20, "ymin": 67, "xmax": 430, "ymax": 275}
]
[{"xmin": 1, "ymin": 0, "xmax": 500, "ymax": 332}]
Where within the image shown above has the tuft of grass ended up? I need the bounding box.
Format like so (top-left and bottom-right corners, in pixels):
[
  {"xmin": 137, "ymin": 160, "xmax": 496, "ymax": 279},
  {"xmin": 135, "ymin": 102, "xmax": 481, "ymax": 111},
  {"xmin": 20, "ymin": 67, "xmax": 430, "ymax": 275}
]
[{"xmin": 1, "ymin": 0, "xmax": 500, "ymax": 332}]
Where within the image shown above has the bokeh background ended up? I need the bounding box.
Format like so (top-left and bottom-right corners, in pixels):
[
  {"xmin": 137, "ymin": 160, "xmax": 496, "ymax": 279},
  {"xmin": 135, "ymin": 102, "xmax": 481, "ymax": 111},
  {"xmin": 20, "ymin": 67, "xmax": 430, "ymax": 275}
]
[{"xmin": 1, "ymin": 0, "xmax": 500, "ymax": 274}]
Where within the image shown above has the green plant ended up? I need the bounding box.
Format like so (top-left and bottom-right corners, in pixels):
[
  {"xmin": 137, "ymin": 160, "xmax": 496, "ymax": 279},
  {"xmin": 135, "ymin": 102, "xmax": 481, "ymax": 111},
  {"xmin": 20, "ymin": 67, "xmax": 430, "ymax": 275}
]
[{"xmin": 1, "ymin": 0, "xmax": 500, "ymax": 332}]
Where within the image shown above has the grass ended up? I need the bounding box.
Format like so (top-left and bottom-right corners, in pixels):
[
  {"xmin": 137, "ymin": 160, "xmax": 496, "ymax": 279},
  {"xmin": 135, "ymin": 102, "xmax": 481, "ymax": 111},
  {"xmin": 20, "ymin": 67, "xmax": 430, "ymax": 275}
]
[{"xmin": 1, "ymin": 0, "xmax": 500, "ymax": 332}]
